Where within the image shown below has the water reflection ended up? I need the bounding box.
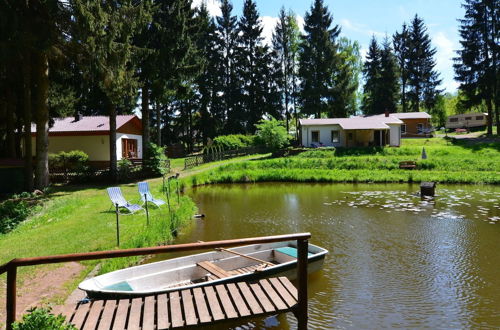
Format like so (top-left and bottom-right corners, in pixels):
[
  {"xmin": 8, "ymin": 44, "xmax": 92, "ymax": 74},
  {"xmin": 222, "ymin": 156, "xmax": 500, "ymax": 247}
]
[{"xmin": 174, "ymin": 183, "xmax": 500, "ymax": 329}]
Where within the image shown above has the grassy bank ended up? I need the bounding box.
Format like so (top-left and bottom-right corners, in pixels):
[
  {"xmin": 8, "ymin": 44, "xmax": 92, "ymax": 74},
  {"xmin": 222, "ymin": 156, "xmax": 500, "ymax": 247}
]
[
  {"xmin": 0, "ymin": 179, "xmax": 196, "ymax": 277},
  {"xmin": 184, "ymin": 138, "xmax": 500, "ymax": 185}
]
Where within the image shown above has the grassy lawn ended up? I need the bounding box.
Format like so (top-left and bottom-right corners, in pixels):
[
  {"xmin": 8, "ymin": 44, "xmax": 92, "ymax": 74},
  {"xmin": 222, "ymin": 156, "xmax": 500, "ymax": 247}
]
[{"xmin": 184, "ymin": 137, "xmax": 500, "ymax": 186}]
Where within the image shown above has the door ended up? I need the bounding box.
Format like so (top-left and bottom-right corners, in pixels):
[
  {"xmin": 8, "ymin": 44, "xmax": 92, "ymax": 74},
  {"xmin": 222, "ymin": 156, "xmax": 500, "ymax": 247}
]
[{"xmin": 122, "ymin": 138, "xmax": 138, "ymax": 158}]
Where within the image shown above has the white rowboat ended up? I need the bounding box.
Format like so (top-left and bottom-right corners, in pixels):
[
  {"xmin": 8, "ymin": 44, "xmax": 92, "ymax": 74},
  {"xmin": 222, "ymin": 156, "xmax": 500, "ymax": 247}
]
[{"xmin": 79, "ymin": 240, "xmax": 328, "ymax": 298}]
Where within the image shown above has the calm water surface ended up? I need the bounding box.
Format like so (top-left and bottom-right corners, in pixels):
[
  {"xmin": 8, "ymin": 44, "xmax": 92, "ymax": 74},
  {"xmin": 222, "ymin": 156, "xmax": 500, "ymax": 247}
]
[{"xmin": 167, "ymin": 183, "xmax": 500, "ymax": 329}]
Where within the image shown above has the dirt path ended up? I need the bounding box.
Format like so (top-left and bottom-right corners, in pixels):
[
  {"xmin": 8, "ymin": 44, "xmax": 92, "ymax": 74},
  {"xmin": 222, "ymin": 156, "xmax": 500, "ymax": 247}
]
[{"xmin": 4, "ymin": 154, "xmax": 267, "ymax": 325}]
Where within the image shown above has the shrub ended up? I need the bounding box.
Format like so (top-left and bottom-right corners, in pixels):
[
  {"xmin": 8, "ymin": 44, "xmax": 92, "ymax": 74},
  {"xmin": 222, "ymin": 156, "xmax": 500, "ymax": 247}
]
[
  {"xmin": 12, "ymin": 307, "xmax": 76, "ymax": 330},
  {"xmin": 49, "ymin": 150, "xmax": 89, "ymax": 173},
  {"xmin": 213, "ymin": 134, "xmax": 255, "ymax": 150},
  {"xmin": 144, "ymin": 143, "xmax": 168, "ymax": 176},
  {"xmin": 255, "ymin": 117, "xmax": 290, "ymax": 151},
  {"xmin": 0, "ymin": 199, "xmax": 31, "ymax": 234},
  {"xmin": 117, "ymin": 158, "xmax": 133, "ymax": 181}
]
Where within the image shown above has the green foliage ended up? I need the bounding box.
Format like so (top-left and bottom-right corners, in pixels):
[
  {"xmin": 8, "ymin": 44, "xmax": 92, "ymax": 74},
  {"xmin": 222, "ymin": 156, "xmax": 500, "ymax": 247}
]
[
  {"xmin": 12, "ymin": 307, "xmax": 76, "ymax": 330},
  {"xmin": 213, "ymin": 134, "xmax": 256, "ymax": 150},
  {"xmin": 48, "ymin": 150, "xmax": 89, "ymax": 171},
  {"xmin": 0, "ymin": 200, "xmax": 32, "ymax": 234},
  {"xmin": 117, "ymin": 159, "xmax": 134, "ymax": 181},
  {"xmin": 144, "ymin": 143, "xmax": 168, "ymax": 176},
  {"xmin": 255, "ymin": 117, "xmax": 289, "ymax": 151}
]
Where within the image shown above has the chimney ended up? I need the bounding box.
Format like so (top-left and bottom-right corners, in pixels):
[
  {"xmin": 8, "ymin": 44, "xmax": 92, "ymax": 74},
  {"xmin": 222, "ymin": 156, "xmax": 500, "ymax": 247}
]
[
  {"xmin": 75, "ymin": 112, "xmax": 82, "ymax": 122},
  {"xmin": 385, "ymin": 110, "xmax": 389, "ymax": 117}
]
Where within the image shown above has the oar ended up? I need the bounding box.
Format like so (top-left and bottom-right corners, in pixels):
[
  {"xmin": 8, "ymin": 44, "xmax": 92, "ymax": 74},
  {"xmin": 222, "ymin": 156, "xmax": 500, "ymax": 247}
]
[{"xmin": 215, "ymin": 248, "xmax": 274, "ymax": 267}]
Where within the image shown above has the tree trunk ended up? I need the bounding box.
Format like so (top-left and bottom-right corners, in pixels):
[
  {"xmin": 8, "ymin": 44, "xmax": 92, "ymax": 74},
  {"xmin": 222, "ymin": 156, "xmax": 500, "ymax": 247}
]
[
  {"xmin": 141, "ymin": 82, "xmax": 150, "ymax": 158},
  {"xmin": 5, "ymin": 87, "xmax": 17, "ymax": 158},
  {"xmin": 486, "ymin": 97, "xmax": 493, "ymax": 136},
  {"xmin": 33, "ymin": 52, "xmax": 49, "ymax": 190},
  {"xmin": 108, "ymin": 101, "xmax": 118, "ymax": 182},
  {"xmin": 156, "ymin": 101, "xmax": 161, "ymax": 146},
  {"xmin": 23, "ymin": 51, "xmax": 33, "ymax": 191}
]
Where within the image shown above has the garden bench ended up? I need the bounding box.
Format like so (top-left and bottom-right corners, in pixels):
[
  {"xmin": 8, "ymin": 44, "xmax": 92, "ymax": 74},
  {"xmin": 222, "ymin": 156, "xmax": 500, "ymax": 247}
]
[{"xmin": 399, "ymin": 161, "xmax": 417, "ymax": 170}]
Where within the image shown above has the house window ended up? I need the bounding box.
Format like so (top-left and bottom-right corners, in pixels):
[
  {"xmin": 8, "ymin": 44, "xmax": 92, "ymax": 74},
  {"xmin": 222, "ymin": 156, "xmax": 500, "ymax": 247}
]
[
  {"xmin": 401, "ymin": 124, "xmax": 407, "ymax": 134},
  {"xmin": 331, "ymin": 130, "xmax": 339, "ymax": 143},
  {"xmin": 465, "ymin": 116, "xmax": 472, "ymax": 120},
  {"xmin": 311, "ymin": 131, "xmax": 320, "ymax": 143},
  {"xmin": 476, "ymin": 116, "xmax": 484, "ymax": 120},
  {"xmin": 122, "ymin": 138, "xmax": 138, "ymax": 158},
  {"xmin": 449, "ymin": 118, "xmax": 458, "ymax": 122},
  {"xmin": 417, "ymin": 123, "xmax": 424, "ymax": 133}
]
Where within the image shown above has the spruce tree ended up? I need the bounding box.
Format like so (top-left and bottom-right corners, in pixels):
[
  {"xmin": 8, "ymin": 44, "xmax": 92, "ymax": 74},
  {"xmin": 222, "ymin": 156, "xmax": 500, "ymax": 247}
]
[
  {"xmin": 393, "ymin": 23, "xmax": 411, "ymax": 112},
  {"xmin": 454, "ymin": 0, "xmax": 499, "ymax": 135},
  {"xmin": 362, "ymin": 36, "xmax": 382, "ymax": 115},
  {"xmin": 407, "ymin": 15, "xmax": 442, "ymax": 112},
  {"xmin": 379, "ymin": 36, "xmax": 400, "ymax": 114},
  {"xmin": 217, "ymin": 0, "xmax": 239, "ymax": 133},
  {"xmin": 299, "ymin": 0, "xmax": 340, "ymax": 118}
]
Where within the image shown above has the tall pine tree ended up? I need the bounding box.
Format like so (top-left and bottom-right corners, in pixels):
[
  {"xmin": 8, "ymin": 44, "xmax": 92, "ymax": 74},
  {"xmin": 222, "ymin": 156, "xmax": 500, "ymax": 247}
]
[
  {"xmin": 379, "ymin": 36, "xmax": 400, "ymax": 114},
  {"xmin": 299, "ymin": 0, "xmax": 340, "ymax": 118},
  {"xmin": 454, "ymin": 0, "xmax": 499, "ymax": 135},
  {"xmin": 362, "ymin": 36, "xmax": 383, "ymax": 115},
  {"xmin": 393, "ymin": 23, "xmax": 411, "ymax": 112}
]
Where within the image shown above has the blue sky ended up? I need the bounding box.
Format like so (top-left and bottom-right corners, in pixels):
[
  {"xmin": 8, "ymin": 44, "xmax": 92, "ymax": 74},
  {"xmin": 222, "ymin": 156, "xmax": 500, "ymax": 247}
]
[{"xmin": 194, "ymin": 0, "xmax": 464, "ymax": 93}]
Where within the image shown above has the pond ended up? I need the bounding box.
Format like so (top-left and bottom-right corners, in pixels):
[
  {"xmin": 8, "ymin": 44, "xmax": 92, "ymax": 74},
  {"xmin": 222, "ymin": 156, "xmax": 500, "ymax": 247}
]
[{"xmin": 170, "ymin": 183, "xmax": 500, "ymax": 329}]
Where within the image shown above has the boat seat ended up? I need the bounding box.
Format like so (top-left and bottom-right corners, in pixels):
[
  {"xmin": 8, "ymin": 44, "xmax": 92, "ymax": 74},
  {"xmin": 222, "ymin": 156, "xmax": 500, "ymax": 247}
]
[{"xmin": 197, "ymin": 261, "xmax": 231, "ymax": 279}]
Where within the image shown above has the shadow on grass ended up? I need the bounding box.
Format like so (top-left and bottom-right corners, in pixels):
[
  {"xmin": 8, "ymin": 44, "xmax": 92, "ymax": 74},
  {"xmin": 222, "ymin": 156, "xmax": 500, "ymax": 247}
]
[{"xmin": 448, "ymin": 136, "xmax": 500, "ymax": 152}]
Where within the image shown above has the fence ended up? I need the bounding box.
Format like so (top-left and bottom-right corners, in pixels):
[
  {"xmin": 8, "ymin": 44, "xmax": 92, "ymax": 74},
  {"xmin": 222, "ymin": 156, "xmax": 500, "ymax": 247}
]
[
  {"xmin": 0, "ymin": 233, "xmax": 311, "ymax": 330},
  {"xmin": 184, "ymin": 146, "xmax": 264, "ymax": 170}
]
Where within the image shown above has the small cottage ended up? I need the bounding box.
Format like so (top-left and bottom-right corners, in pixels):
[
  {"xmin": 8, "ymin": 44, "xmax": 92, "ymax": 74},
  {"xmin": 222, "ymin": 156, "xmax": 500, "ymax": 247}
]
[
  {"xmin": 31, "ymin": 114, "xmax": 143, "ymax": 167},
  {"xmin": 368, "ymin": 112, "xmax": 432, "ymax": 137}
]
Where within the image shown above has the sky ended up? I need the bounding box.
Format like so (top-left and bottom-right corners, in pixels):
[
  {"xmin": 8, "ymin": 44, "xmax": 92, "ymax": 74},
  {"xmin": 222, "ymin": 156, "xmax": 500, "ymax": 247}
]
[{"xmin": 193, "ymin": 0, "xmax": 465, "ymax": 93}]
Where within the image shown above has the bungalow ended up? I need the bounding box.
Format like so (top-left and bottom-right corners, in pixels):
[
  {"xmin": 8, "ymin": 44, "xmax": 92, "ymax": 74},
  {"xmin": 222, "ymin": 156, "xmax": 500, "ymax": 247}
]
[
  {"xmin": 299, "ymin": 114, "xmax": 403, "ymax": 148},
  {"xmin": 368, "ymin": 112, "xmax": 432, "ymax": 137},
  {"xmin": 31, "ymin": 114, "xmax": 143, "ymax": 167}
]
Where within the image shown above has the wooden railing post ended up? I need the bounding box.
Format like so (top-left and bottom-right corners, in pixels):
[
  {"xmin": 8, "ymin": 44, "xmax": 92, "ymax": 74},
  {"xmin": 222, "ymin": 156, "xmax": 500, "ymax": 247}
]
[
  {"xmin": 6, "ymin": 263, "xmax": 17, "ymax": 330},
  {"xmin": 296, "ymin": 239, "xmax": 308, "ymax": 329}
]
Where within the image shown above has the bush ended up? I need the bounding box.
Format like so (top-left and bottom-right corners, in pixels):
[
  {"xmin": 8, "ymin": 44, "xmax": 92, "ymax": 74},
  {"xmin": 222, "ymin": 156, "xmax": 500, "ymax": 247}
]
[
  {"xmin": 117, "ymin": 158, "xmax": 134, "ymax": 181},
  {"xmin": 12, "ymin": 307, "xmax": 76, "ymax": 330},
  {"xmin": 49, "ymin": 150, "xmax": 89, "ymax": 173},
  {"xmin": 255, "ymin": 117, "xmax": 290, "ymax": 151},
  {"xmin": 144, "ymin": 143, "xmax": 168, "ymax": 176},
  {"xmin": 213, "ymin": 134, "xmax": 255, "ymax": 150}
]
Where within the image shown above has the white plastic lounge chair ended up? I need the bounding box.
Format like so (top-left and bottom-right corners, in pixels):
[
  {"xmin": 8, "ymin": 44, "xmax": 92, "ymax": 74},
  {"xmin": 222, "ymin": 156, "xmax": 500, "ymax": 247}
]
[
  {"xmin": 107, "ymin": 187, "xmax": 144, "ymax": 214},
  {"xmin": 138, "ymin": 182, "xmax": 166, "ymax": 208}
]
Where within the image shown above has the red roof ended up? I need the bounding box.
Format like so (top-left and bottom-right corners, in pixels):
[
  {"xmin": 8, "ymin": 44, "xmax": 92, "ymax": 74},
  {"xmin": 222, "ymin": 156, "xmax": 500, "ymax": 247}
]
[{"xmin": 31, "ymin": 115, "xmax": 141, "ymax": 134}]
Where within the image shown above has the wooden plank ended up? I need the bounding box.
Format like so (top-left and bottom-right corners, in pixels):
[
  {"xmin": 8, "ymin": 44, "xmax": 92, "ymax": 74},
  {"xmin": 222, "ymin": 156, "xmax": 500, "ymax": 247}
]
[
  {"xmin": 82, "ymin": 300, "xmax": 104, "ymax": 330},
  {"xmin": 157, "ymin": 294, "xmax": 170, "ymax": 330},
  {"xmin": 142, "ymin": 296, "xmax": 155, "ymax": 330},
  {"xmin": 249, "ymin": 282, "xmax": 275, "ymax": 313},
  {"xmin": 269, "ymin": 277, "xmax": 296, "ymax": 308},
  {"xmin": 278, "ymin": 276, "xmax": 298, "ymax": 300},
  {"xmin": 170, "ymin": 291, "xmax": 184, "ymax": 328},
  {"xmin": 259, "ymin": 279, "xmax": 287, "ymax": 310},
  {"xmin": 197, "ymin": 261, "xmax": 231, "ymax": 278},
  {"xmin": 193, "ymin": 288, "xmax": 211, "ymax": 323},
  {"xmin": 214, "ymin": 284, "xmax": 238, "ymax": 319},
  {"xmin": 127, "ymin": 298, "xmax": 143, "ymax": 330},
  {"xmin": 181, "ymin": 289, "xmax": 198, "ymax": 326},
  {"xmin": 97, "ymin": 300, "xmax": 117, "ymax": 330},
  {"xmin": 237, "ymin": 282, "xmax": 263, "ymax": 314},
  {"xmin": 71, "ymin": 302, "xmax": 91, "ymax": 329},
  {"xmin": 112, "ymin": 299, "xmax": 130, "ymax": 330},
  {"xmin": 226, "ymin": 283, "xmax": 251, "ymax": 317},
  {"xmin": 204, "ymin": 286, "xmax": 225, "ymax": 321}
]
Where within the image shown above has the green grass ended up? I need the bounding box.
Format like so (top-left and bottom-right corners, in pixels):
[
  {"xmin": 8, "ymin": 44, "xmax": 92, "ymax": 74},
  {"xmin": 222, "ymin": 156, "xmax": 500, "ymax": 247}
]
[
  {"xmin": 0, "ymin": 179, "xmax": 196, "ymax": 277},
  {"xmin": 184, "ymin": 138, "xmax": 500, "ymax": 186}
]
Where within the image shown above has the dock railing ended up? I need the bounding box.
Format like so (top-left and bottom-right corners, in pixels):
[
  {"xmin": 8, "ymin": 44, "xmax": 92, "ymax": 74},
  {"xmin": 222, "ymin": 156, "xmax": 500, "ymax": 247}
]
[{"xmin": 0, "ymin": 233, "xmax": 310, "ymax": 329}]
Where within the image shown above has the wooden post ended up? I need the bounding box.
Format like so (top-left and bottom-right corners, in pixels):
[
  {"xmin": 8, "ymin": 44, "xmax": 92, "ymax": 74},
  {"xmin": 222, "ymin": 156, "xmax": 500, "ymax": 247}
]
[
  {"xmin": 296, "ymin": 239, "xmax": 308, "ymax": 329},
  {"xmin": 115, "ymin": 204, "xmax": 120, "ymax": 247},
  {"xmin": 144, "ymin": 193, "xmax": 149, "ymax": 226},
  {"xmin": 6, "ymin": 264, "xmax": 17, "ymax": 330},
  {"xmin": 175, "ymin": 177, "xmax": 180, "ymax": 204}
]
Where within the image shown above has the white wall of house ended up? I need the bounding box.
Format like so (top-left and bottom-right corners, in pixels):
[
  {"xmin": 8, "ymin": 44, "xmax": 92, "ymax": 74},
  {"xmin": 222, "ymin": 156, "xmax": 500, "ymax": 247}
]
[
  {"xmin": 32, "ymin": 135, "xmax": 110, "ymax": 161},
  {"xmin": 116, "ymin": 133, "xmax": 143, "ymax": 160},
  {"xmin": 301, "ymin": 125, "xmax": 344, "ymax": 147},
  {"xmin": 389, "ymin": 125, "xmax": 401, "ymax": 147}
]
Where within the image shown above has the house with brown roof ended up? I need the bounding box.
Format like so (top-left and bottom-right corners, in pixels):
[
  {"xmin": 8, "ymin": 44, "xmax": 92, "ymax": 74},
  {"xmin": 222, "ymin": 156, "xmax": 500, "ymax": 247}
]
[
  {"xmin": 299, "ymin": 113, "xmax": 403, "ymax": 148},
  {"xmin": 31, "ymin": 114, "xmax": 143, "ymax": 167}
]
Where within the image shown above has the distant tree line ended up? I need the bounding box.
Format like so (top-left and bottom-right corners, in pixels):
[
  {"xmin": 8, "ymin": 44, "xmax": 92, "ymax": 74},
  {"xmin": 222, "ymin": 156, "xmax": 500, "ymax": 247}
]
[{"xmin": 0, "ymin": 0, "xmax": 497, "ymax": 190}]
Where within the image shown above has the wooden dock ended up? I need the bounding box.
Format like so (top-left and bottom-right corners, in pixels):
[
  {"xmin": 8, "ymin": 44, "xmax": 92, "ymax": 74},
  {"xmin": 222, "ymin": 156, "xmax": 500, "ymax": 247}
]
[
  {"xmin": 0, "ymin": 233, "xmax": 310, "ymax": 330},
  {"xmin": 66, "ymin": 277, "xmax": 298, "ymax": 329}
]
